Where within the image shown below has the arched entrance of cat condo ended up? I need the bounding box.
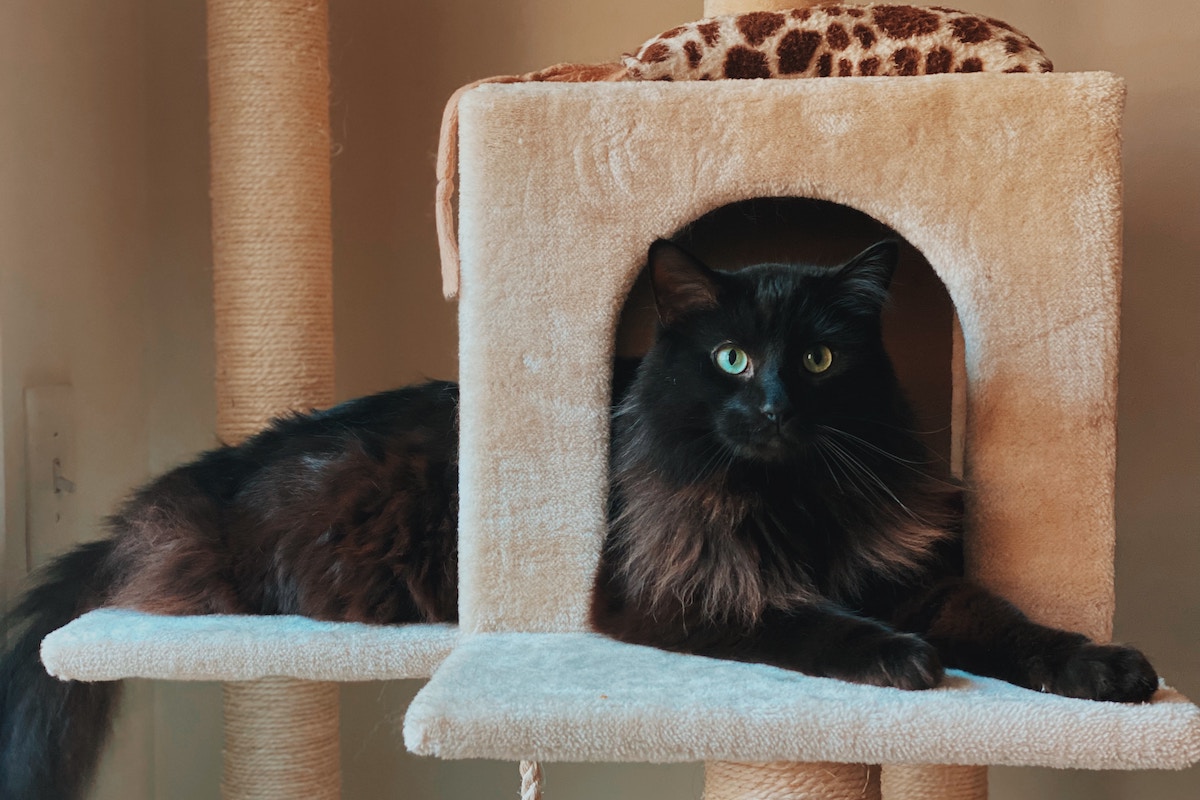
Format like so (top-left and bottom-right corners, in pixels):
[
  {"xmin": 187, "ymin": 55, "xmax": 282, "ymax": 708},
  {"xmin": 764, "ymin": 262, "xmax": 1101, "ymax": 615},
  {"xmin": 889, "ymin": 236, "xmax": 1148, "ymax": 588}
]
[{"xmin": 614, "ymin": 196, "xmax": 958, "ymax": 470}]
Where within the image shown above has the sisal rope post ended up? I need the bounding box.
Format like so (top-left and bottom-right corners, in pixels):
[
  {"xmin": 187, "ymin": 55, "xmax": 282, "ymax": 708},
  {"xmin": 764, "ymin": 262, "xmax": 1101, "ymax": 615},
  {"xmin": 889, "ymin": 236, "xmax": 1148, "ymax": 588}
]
[
  {"xmin": 207, "ymin": 1, "xmax": 339, "ymax": 798},
  {"xmin": 703, "ymin": 761, "xmax": 881, "ymax": 800},
  {"xmin": 881, "ymin": 764, "xmax": 989, "ymax": 800},
  {"xmin": 222, "ymin": 678, "xmax": 341, "ymax": 799}
]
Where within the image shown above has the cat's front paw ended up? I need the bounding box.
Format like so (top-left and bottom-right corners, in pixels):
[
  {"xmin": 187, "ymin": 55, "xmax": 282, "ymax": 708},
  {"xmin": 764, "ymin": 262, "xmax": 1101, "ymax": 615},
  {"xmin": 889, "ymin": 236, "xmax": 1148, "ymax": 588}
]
[
  {"xmin": 1050, "ymin": 643, "xmax": 1159, "ymax": 703},
  {"xmin": 836, "ymin": 632, "xmax": 944, "ymax": 691}
]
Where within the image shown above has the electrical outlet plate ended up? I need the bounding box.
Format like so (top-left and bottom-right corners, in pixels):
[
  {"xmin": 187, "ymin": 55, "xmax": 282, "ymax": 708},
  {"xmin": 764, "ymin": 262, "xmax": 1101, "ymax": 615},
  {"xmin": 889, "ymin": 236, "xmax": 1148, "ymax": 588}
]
[{"xmin": 24, "ymin": 384, "xmax": 78, "ymax": 571}]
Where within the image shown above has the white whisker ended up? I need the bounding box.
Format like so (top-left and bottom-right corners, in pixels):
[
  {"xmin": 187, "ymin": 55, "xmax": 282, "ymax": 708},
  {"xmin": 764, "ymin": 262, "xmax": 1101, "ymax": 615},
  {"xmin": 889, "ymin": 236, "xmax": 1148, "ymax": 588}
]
[
  {"xmin": 818, "ymin": 424, "xmax": 961, "ymax": 491},
  {"xmin": 820, "ymin": 436, "xmax": 929, "ymax": 524}
]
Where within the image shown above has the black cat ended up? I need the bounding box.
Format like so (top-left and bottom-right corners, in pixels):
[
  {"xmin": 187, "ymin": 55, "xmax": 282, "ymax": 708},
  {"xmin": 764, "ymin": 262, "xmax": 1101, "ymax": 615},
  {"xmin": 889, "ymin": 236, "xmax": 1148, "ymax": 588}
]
[
  {"xmin": 592, "ymin": 239, "xmax": 1157, "ymax": 699},
  {"xmin": 0, "ymin": 240, "xmax": 1157, "ymax": 799}
]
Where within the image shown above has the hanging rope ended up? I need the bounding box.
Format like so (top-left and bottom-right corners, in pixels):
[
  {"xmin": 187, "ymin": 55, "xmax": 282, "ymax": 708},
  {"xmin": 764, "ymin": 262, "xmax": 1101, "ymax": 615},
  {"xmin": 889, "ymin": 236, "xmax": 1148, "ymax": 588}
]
[{"xmin": 519, "ymin": 760, "xmax": 544, "ymax": 800}]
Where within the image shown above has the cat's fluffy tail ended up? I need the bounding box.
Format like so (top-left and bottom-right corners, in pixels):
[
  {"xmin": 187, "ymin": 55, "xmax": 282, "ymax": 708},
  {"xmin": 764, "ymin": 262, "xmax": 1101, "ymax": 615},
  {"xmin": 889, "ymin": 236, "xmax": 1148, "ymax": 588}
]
[{"xmin": 1, "ymin": 539, "xmax": 121, "ymax": 800}]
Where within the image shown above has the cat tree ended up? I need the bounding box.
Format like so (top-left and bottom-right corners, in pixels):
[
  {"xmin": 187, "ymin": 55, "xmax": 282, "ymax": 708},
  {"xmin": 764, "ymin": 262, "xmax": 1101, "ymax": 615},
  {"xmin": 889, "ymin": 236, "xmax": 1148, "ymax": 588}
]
[
  {"xmin": 37, "ymin": 1, "xmax": 1200, "ymax": 799},
  {"xmin": 406, "ymin": 0, "xmax": 1200, "ymax": 797}
]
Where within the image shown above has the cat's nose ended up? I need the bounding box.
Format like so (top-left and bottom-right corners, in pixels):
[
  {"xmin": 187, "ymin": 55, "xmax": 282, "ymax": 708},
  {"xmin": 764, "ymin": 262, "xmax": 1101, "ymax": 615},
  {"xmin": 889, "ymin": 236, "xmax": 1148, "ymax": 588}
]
[
  {"xmin": 760, "ymin": 402, "xmax": 791, "ymax": 425},
  {"xmin": 759, "ymin": 371, "xmax": 792, "ymax": 426}
]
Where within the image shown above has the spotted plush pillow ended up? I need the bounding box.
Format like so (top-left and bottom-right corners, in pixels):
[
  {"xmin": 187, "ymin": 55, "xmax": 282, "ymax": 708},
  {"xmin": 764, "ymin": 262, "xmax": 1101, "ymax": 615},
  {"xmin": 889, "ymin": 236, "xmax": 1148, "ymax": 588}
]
[{"xmin": 623, "ymin": 4, "xmax": 1052, "ymax": 80}]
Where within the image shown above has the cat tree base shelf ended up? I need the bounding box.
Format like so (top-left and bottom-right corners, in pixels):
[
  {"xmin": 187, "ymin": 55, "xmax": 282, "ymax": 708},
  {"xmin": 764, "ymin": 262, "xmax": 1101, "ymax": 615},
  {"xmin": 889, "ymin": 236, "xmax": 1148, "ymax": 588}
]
[
  {"xmin": 403, "ymin": 631, "xmax": 1200, "ymax": 770},
  {"xmin": 40, "ymin": 609, "xmax": 458, "ymax": 682}
]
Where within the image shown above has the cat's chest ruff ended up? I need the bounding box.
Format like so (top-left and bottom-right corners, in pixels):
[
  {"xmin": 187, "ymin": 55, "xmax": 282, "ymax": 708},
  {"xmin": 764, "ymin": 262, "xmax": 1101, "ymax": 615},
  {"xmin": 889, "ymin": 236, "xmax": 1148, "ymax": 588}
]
[
  {"xmin": 612, "ymin": 480, "xmax": 817, "ymax": 622},
  {"xmin": 649, "ymin": 475, "xmax": 818, "ymax": 555},
  {"xmin": 638, "ymin": 470, "xmax": 830, "ymax": 553},
  {"xmin": 689, "ymin": 478, "xmax": 891, "ymax": 595}
]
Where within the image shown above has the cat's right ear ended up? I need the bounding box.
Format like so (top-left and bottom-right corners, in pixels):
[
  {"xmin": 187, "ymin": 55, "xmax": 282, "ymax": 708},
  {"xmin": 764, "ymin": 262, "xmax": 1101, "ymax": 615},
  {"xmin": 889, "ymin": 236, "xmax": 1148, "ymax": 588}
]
[
  {"xmin": 832, "ymin": 239, "xmax": 900, "ymax": 314},
  {"xmin": 648, "ymin": 239, "xmax": 721, "ymax": 327}
]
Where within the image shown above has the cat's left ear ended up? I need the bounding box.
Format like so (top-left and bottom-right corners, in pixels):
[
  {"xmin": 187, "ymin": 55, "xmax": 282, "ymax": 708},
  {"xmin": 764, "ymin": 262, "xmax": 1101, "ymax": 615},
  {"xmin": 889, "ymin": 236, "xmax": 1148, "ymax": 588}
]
[
  {"xmin": 648, "ymin": 239, "xmax": 722, "ymax": 327},
  {"xmin": 832, "ymin": 240, "xmax": 899, "ymax": 314}
]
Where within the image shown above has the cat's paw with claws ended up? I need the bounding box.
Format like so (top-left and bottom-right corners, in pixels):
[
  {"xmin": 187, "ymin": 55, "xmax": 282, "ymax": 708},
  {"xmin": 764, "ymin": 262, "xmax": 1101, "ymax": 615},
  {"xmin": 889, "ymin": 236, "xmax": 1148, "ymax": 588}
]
[
  {"xmin": 1049, "ymin": 642, "xmax": 1159, "ymax": 703},
  {"xmin": 836, "ymin": 632, "xmax": 944, "ymax": 691}
]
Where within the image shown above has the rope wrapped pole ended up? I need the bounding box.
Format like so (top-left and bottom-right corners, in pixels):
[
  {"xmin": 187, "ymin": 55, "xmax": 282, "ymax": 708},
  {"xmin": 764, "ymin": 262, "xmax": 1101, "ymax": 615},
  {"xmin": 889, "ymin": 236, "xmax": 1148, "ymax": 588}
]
[
  {"xmin": 704, "ymin": 761, "xmax": 880, "ymax": 800},
  {"xmin": 222, "ymin": 678, "xmax": 341, "ymax": 799},
  {"xmin": 881, "ymin": 764, "xmax": 989, "ymax": 800},
  {"xmin": 207, "ymin": 1, "xmax": 339, "ymax": 797}
]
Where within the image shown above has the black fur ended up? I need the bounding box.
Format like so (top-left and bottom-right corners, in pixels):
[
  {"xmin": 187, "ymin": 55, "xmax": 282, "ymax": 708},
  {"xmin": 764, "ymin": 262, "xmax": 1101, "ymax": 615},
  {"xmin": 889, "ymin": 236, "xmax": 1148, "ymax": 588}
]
[{"xmin": 1, "ymin": 541, "xmax": 122, "ymax": 799}]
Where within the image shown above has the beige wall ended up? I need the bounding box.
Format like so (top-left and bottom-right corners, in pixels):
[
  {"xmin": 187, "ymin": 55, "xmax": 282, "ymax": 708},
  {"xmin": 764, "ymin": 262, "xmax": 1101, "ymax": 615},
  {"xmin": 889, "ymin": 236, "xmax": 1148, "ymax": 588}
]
[
  {"xmin": 1, "ymin": 3, "xmax": 156, "ymax": 797},
  {"xmin": 1, "ymin": 1, "xmax": 1194, "ymax": 798}
]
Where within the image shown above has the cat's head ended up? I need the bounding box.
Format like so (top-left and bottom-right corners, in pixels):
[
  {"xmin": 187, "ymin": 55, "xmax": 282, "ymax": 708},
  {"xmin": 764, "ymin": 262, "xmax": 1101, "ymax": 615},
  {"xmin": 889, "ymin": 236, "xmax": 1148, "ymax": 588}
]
[{"xmin": 626, "ymin": 239, "xmax": 907, "ymax": 469}]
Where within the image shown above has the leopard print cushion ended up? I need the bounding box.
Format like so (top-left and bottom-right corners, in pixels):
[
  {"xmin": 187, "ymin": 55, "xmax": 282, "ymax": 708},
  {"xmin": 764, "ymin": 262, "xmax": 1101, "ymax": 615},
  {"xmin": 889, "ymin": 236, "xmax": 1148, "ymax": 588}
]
[{"xmin": 623, "ymin": 5, "xmax": 1052, "ymax": 80}]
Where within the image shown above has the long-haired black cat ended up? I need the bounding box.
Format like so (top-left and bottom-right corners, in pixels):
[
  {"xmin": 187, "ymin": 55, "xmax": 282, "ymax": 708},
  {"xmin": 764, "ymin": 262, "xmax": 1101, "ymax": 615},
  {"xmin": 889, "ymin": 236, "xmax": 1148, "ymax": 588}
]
[
  {"xmin": 1, "ymin": 240, "xmax": 1157, "ymax": 799},
  {"xmin": 591, "ymin": 240, "xmax": 1157, "ymax": 697}
]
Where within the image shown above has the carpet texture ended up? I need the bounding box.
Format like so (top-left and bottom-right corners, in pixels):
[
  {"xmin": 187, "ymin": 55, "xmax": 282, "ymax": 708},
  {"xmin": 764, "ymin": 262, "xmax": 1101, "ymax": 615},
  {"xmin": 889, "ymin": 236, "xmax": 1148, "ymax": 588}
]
[
  {"xmin": 404, "ymin": 632, "xmax": 1200, "ymax": 769},
  {"xmin": 42, "ymin": 609, "xmax": 457, "ymax": 682}
]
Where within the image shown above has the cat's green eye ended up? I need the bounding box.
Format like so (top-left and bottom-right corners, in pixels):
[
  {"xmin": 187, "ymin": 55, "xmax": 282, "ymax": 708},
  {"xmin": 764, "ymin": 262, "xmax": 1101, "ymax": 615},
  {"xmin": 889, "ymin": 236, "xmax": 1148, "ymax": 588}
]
[
  {"xmin": 713, "ymin": 344, "xmax": 751, "ymax": 376},
  {"xmin": 803, "ymin": 345, "xmax": 834, "ymax": 374}
]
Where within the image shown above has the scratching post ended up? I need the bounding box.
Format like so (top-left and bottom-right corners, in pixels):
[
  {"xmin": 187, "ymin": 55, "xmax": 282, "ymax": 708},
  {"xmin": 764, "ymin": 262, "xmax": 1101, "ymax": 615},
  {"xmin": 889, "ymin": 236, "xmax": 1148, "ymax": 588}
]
[
  {"xmin": 207, "ymin": 1, "xmax": 338, "ymax": 798},
  {"xmin": 881, "ymin": 765, "xmax": 989, "ymax": 800},
  {"xmin": 222, "ymin": 678, "xmax": 341, "ymax": 799},
  {"xmin": 208, "ymin": 0, "xmax": 336, "ymax": 441},
  {"xmin": 704, "ymin": 762, "xmax": 881, "ymax": 800}
]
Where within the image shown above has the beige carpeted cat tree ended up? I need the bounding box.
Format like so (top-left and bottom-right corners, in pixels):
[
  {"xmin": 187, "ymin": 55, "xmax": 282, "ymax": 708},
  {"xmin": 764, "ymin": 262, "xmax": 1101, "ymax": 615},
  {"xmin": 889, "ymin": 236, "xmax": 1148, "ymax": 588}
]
[
  {"xmin": 404, "ymin": 0, "xmax": 1200, "ymax": 798},
  {"xmin": 37, "ymin": 1, "xmax": 1200, "ymax": 799}
]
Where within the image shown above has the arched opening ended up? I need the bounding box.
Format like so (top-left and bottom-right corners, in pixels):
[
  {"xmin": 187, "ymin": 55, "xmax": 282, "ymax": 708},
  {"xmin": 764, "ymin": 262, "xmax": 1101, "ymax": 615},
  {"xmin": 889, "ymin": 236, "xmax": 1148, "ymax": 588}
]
[{"xmin": 614, "ymin": 196, "xmax": 956, "ymax": 462}]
